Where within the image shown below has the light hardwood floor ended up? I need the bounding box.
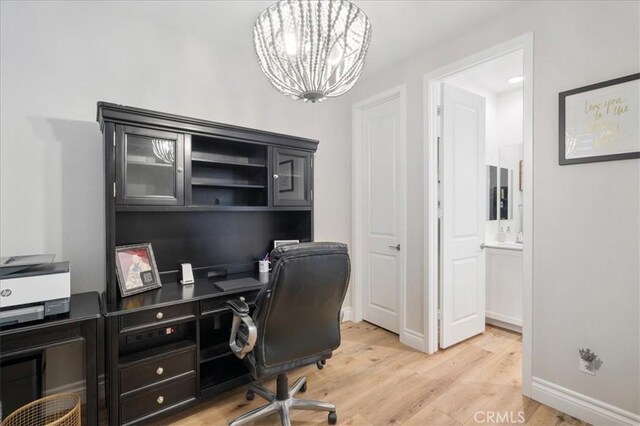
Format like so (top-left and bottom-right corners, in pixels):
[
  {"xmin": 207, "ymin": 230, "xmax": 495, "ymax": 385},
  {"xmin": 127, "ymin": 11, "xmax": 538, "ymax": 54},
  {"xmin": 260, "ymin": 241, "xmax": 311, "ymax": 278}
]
[{"xmin": 166, "ymin": 323, "xmax": 587, "ymax": 426}]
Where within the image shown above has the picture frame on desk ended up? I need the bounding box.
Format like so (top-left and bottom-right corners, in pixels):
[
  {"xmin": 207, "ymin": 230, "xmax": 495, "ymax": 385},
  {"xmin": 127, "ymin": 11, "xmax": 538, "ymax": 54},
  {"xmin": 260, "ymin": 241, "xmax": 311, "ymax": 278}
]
[{"xmin": 115, "ymin": 243, "xmax": 162, "ymax": 297}]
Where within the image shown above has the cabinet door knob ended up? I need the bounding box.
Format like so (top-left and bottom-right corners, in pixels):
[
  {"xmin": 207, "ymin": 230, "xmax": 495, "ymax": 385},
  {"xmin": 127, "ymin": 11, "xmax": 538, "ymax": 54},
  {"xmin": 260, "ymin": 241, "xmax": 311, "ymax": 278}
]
[
  {"xmin": 177, "ymin": 167, "xmax": 183, "ymax": 173},
  {"xmin": 273, "ymin": 174, "xmax": 279, "ymax": 179},
  {"xmin": 156, "ymin": 367, "xmax": 164, "ymax": 375},
  {"xmin": 156, "ymin": 312, "xmax": 163, "ymax": 320},
  {"xmin": 157, "ymin": 396, "xmax": 164, "ymax": 404}
]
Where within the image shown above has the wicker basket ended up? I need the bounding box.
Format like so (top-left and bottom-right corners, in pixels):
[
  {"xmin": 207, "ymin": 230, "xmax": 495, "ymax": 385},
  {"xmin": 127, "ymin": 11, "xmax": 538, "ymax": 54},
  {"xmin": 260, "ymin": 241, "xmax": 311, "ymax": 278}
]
[{"xmin": 2, "ymin": 394, "xmax": 81, "ymax": 426}]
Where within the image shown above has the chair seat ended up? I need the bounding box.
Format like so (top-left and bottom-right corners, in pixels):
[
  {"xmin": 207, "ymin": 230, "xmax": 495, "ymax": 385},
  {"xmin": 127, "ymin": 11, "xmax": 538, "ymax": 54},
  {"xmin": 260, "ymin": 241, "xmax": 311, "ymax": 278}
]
[{"xmin": 244, "ymin": 351, "xmax": 333, "ymax": 380}]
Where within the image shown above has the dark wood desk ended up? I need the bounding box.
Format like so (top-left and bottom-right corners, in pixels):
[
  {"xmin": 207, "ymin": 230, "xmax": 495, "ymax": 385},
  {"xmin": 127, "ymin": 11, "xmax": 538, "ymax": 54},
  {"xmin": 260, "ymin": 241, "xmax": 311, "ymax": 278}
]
[
  {"xmin": 97, "ymin": 103, "xmax": 317, "ymax": 425},
  {"xmin": 0, "ymin": 292, "xmax": 101, "ymax": 425}
]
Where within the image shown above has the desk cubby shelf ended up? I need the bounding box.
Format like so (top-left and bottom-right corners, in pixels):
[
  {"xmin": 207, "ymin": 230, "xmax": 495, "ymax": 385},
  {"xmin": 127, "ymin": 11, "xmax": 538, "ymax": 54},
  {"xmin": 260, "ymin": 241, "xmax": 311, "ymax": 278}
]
[
  {"xmin": 191, "ymin": 178, "xmax": 266, "ymax": 189},
  {"xmin": 191, "ymin": 157, "xmax": 267, "ymax": 169},
  {"xmin": 190, "ymin": 135, "xmax": 268, "ymax": 206}
]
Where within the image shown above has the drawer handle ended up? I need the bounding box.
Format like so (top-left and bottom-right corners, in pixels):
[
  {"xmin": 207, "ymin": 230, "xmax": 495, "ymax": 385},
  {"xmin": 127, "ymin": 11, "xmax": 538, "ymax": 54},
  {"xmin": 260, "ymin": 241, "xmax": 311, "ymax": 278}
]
[
  {"xmin": 156, "ymin": 367, "xmax": 164, "ymax": 375},
  {"xmin": 156, "ymin": 312, "xmax": 163, "ymax": 320},
  {"xmin": 157, "ymin": 395, "xmax": 164, "ymax": 404}
]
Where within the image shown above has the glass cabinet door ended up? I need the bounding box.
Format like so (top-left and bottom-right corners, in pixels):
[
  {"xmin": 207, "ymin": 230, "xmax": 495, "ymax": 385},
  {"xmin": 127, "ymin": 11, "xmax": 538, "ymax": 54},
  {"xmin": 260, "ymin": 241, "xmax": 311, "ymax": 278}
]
[
  {"xmin": 272, "ymin": 148, "xmax": 311, "ymax": 206},
  {"xmin": 116, "ymin": 125, "xmax": 184, "ymax": 205}
]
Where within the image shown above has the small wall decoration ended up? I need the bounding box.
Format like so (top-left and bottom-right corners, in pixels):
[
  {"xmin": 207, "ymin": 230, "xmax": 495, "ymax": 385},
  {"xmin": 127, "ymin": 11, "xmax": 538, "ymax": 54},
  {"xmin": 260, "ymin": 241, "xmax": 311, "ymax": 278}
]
[
  {"xmin": 115, "ymin": 243, "xmax": 162, "ymax": 297},
  {"xmin": 578, "ymin": 348, "xmax": 603, "ymax": 374},
  {"xmin": 559, "ymin": 73, "xmax": 639, "ymax": 165}
]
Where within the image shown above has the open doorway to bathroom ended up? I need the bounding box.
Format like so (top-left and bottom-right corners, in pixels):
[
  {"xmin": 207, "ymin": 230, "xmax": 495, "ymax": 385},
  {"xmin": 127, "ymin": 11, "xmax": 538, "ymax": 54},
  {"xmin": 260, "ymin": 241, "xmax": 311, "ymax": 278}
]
[
  {"xmin": 445, "ymin": 51, "xmax": 525, "ymax": 334},
  {"xmin": 424, "ymin": 34, "xmax": 533, "ymax": 396}
]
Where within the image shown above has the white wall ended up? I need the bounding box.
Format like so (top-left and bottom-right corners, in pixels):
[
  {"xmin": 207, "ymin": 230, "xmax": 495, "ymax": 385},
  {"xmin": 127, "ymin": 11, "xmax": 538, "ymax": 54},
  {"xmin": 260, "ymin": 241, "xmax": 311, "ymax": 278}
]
[
  {"xmin": 0, "ymin": 1, "xmax": 352, "ymax": 295},
  {"xmin": 345, "ymin": 0, "xmax": 639, "ymax": 419}
]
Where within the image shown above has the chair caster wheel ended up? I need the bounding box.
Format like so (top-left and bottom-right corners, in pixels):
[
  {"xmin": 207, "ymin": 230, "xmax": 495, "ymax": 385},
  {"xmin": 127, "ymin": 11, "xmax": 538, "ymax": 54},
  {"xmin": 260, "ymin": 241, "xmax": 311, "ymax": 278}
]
[
  {"xmin": 246, "ymin": 390, "xmax": 255, "ymax": 401},
  {"xmin": 328, "ymin": 411, "xmax": 337, "ymax": 425},
  {"xmin": 316, "ymin": 360, "xmax": 325, "ymax": 369},
  {"xmin": 300, "ymin": 382, "xmax": 307, "ymax": 393}
]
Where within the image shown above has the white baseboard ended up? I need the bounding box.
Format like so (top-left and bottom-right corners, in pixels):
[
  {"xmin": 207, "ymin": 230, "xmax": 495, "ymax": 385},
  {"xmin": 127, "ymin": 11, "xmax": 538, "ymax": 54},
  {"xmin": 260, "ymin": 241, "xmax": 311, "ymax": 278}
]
[
  {"xmin": 400, "ymin": 328, "xmax": 425, "ymax": 351},
  {"xmin": 486, "ymin": 317, "xmax": 522, "ymax": 333},
  {"xmin": 44, "ymin": 374, "xmax": 106, "ymax": 403},
  {"xmin": 341, "ymin": 306, "xmax": 353, "ymax": 322},
  {"xmin": 531, "ymin": 377, "xmax": 640, "ymax": 426},
  {"xmin": 486, "ymin": 311, "xmax": 522, "ymax": 327}
]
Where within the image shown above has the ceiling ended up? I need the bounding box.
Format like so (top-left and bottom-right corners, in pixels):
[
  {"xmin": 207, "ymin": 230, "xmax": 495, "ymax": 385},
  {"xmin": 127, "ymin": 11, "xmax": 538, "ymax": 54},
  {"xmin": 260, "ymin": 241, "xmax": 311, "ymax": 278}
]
[
  {"xmin": 353, "ymin": 1, "xmax": 521, "ymax": 78},
  {"xmin": 446, "ymin": 50, "xmax": 524, "ymax": 95},
  {"xmin": 117, "ymin": 1, "xmax": 522, "ymax": 81}
]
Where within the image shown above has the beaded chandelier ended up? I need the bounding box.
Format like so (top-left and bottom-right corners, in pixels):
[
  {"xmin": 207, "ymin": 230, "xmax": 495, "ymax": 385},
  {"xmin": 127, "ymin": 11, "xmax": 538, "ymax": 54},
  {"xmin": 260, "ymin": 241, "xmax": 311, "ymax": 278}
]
[{"xmin": 253, "ymin": 0, "xmax": 372, "ymax": 103}]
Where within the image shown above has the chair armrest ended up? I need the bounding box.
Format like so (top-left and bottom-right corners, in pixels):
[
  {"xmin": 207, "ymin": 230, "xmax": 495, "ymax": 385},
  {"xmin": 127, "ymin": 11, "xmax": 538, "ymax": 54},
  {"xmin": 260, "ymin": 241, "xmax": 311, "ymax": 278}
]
[
  {"xmin": 227, "ymin": 299, "xmax": 256, "ymax": 359},
  {"xmin": 226, "ymin": 299, "xmax": 250, "ymax": 317}
]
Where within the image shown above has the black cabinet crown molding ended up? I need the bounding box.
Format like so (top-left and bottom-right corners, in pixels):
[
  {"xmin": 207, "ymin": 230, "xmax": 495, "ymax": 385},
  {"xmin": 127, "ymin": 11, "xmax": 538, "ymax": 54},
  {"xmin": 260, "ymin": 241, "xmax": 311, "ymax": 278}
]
[{"xmin": 97, "ymin": 102, "xmax": 319, "ymax": 152}]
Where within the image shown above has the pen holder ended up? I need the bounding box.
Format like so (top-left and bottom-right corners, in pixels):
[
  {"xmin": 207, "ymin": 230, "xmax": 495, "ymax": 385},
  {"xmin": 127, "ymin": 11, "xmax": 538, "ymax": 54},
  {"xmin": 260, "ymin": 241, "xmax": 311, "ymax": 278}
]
[{"xmin": 258, "ymin": 260, "xmax": 271, "ymax": 273}]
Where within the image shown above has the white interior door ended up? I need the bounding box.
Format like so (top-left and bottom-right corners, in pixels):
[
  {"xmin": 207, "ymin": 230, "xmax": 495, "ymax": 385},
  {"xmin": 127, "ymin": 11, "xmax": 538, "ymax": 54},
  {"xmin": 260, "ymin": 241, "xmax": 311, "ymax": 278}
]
[
  {"xmin": 361, "ymin": 95, "xmax": 405, "ymax": 334},
  {"xmin": 439, "ymin": 83, "xmax": 486, "ymax": 348}
]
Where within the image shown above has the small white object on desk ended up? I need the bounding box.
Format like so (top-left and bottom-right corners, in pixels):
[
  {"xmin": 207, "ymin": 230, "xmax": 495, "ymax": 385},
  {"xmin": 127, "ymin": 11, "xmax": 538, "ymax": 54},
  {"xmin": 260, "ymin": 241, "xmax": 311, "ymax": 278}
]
[
  {"xmin": 180, "ymin": 263, "xmax": 194, "ymax": 285},
  {"xmin": 258, "ymin": 260, "xmax": 271, "ymax": 273}
]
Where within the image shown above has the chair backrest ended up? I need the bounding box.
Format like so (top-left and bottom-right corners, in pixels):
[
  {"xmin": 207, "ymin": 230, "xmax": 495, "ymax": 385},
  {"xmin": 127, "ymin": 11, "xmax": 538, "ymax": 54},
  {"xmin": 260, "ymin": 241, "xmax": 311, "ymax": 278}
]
[{"xmin": 252, "ymin": 242, "xmax": 350, "ymax": 368}]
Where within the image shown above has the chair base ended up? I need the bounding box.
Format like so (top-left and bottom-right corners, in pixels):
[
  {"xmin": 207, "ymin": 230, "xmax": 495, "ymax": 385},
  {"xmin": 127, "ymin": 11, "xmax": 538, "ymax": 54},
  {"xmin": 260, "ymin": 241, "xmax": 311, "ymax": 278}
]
[{"xmin": 229, "ymin": 373, "xmax": 336, "ymax": 426}]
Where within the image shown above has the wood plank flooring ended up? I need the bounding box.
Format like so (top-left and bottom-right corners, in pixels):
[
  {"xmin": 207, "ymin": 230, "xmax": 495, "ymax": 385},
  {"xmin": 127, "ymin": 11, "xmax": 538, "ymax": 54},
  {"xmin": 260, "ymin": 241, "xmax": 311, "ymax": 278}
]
[{"xmin": 166, "ymin": 323, "xmax": 587, "ymax": 426}]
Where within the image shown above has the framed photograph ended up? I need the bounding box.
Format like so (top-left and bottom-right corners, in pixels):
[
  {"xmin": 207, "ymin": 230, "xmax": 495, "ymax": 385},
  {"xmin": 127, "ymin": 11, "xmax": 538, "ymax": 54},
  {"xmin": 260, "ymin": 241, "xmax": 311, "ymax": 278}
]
[
  {"xmin": 278, "ymin": 159, "xmax": 294, "ymax": 192},
  {"xmin": 115, "ymin": 243, "xmax": 162, "ymax": 297},
  {"xmin": 273, "ymin": 239, "xmax": 300, "ymax": 249},
  {"xmin": 559, "ymin": 73, "xmax": 639, "ymax": 165}
]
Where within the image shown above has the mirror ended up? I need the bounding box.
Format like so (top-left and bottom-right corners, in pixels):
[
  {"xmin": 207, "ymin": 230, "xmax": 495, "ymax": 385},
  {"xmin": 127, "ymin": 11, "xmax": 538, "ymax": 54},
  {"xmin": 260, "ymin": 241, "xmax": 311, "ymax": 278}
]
[
  {"xmin": 487, "ymin": 165, "xmax": 498, "ymax": 220},
  {"xmin": 500, "ymin": 168, "xmax": 512, "ymax": 220},
  {"xmin": 487, "ymin": 165, "xmax": 513, "ymax": 221}
]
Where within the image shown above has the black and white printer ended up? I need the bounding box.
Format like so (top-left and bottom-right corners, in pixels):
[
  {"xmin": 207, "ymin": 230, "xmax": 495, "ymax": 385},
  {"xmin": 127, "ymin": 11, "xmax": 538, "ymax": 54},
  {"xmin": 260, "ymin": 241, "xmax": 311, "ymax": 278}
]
[{"xmin": 0, "ymin": 254, "xmax": 70, "ymax": 326}]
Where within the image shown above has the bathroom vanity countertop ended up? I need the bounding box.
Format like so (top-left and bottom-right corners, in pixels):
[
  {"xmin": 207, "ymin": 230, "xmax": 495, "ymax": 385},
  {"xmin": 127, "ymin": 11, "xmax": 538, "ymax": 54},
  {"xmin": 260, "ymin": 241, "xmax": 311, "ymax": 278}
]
[{"xmin": 484, "ymin": 241, "xmax": 523, "ymax": 251}]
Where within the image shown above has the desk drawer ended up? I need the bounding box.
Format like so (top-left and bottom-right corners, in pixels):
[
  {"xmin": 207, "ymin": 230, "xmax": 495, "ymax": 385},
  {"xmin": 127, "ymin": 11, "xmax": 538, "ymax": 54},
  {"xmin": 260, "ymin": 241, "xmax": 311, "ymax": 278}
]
[
  {"xmin": 120, "ymin": 347, "xmax": 196, "ymax": 394},
  {"xmin": 200, "ymin": 290, "xmax": 259, "ymax": 315},
  {"xmin": 120, "ymin": 303, "xmax": 196, "ymax": 332},
  {"xmin": 120, "ymin": 375, "xmax": 195, "ymax": 425}
]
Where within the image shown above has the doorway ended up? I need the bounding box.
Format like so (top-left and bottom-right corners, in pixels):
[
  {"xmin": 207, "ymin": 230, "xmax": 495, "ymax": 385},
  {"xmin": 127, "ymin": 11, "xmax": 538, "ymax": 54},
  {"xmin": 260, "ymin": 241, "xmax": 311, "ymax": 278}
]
[
  {"xmin": 424, "ymin": 33, "xmax": 533, "ymax": 396},
  {"xmin": 352, "ymin": 86, "xmax": 410, "ymax": 342}
]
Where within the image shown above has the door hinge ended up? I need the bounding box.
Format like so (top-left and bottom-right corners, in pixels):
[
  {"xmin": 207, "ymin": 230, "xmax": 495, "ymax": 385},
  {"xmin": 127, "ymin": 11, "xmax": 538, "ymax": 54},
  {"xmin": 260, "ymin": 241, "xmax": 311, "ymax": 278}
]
[
  {"xmin": 437, "ymin": 105, "xmax": 442, "ymax": 116},
  {"xmin": 438, "ymin": 310, "xmax": 442, "ymax": 320},
  {"xmin": 113, "ymin": 182, "xmax": 116, "ymax": 198}
]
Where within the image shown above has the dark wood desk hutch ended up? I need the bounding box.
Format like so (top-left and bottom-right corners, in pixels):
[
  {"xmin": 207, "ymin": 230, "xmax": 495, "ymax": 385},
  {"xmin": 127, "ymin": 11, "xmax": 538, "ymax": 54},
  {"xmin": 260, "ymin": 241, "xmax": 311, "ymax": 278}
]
[{"xmin": 97, "ymin": 102, "xmax": 318, "ymax": 425}]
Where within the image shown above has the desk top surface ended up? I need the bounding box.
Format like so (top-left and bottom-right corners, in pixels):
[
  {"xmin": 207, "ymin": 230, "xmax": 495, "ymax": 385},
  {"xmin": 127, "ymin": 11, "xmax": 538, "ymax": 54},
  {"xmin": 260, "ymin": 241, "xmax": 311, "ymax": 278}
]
[
  {"xmin": 103, "ymin": 271, "xmax": 267, "ymax": 316},
  {"xmin": 0, "ymin": 291, "xmax": 101, "ymax": 336}
]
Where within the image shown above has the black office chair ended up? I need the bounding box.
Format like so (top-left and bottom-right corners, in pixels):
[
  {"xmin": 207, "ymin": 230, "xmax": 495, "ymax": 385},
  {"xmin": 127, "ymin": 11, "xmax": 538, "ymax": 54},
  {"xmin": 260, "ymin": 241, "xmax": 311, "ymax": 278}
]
[{"xmin": 226, "ymin": 242, "xmax": 350, "ymax": 426}]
